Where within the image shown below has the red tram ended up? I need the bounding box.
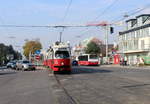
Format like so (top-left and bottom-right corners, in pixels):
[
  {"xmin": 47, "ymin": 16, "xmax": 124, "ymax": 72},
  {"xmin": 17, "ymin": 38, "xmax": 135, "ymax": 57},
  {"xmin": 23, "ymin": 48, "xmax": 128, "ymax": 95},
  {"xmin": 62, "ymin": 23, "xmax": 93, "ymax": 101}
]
[
  {"xmin": 43, "ymin": 42, "xmax": 72, "ymax": 73},
  {"xmin": 78, "ymin": 54, "xmax": 99, "ymax": 66}
]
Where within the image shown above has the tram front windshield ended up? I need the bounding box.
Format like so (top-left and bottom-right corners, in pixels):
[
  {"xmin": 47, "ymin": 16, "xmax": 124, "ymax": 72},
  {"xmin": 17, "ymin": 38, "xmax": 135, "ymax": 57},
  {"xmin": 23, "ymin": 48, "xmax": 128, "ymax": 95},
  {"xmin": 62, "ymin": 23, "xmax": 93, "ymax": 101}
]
[{"xmin": 55, "ymin": 51, "xmax": 70, "ymax": 59}]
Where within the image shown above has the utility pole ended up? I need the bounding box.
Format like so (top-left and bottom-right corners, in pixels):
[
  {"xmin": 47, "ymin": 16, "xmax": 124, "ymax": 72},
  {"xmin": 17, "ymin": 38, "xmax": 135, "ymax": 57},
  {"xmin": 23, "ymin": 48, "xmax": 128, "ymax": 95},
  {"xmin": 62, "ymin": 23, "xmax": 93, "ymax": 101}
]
[{"xmin": 86, "ymin": 21, "xmax": 110, "ymax": 64}]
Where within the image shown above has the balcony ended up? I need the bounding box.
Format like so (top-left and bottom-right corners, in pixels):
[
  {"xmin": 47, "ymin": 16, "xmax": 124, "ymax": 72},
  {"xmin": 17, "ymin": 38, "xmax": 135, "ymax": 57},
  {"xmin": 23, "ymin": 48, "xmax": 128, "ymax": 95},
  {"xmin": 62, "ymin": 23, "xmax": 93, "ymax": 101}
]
[{"xmin": 123, "ymin": 44, "xmax": 150, "ymax": 54}]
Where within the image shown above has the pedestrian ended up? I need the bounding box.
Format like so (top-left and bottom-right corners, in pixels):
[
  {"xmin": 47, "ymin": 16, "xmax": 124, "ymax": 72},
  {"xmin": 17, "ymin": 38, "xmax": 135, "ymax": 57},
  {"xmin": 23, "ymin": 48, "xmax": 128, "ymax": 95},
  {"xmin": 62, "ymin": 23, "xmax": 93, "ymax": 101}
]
[
  {"xmin": 120, "ymin": 57, "xmax": 123, "ymax": 66},
  {"xmin": 139, "ymin": 57, "xmax": 144, "ymax": 66},
  {"xmin": 124, "ymin": 56, "xmax": 127, "ymax": 66}
]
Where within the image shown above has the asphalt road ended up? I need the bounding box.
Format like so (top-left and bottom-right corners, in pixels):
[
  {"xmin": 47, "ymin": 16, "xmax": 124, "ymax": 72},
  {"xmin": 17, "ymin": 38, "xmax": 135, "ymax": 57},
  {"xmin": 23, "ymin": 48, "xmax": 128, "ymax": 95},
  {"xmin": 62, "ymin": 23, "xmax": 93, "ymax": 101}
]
[
  {"xmin": 0, "ymin": 66, "xmax": 150, "ymax": 104},
  {"xmin": 0, "ymin": 68, "xmax": 57, "ymax": 104}
]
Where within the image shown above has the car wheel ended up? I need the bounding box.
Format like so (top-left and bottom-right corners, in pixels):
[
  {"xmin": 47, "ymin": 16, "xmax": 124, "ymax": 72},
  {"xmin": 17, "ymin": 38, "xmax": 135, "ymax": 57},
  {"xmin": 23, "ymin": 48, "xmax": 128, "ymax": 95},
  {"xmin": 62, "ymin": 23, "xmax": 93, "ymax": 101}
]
[{"xmin": 33, "ymin": 68, "xmax": 36, "ymax": 71}]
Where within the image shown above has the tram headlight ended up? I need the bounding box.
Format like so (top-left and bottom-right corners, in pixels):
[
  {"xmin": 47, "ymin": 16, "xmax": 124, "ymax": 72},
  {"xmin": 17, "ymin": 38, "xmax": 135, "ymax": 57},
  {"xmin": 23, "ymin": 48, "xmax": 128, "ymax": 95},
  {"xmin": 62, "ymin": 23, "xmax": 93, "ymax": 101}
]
[{"xmin": 61, "ymin": 62, "xmax": 64, "ymax": 66}]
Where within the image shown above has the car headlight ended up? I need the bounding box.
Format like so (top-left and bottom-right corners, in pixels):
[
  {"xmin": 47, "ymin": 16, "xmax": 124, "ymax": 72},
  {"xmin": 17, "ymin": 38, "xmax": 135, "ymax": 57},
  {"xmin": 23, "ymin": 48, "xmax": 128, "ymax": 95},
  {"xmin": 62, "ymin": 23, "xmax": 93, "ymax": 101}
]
[{"xmin": 23, "ymin": 64, "xmax": 28, "ymax": 68}]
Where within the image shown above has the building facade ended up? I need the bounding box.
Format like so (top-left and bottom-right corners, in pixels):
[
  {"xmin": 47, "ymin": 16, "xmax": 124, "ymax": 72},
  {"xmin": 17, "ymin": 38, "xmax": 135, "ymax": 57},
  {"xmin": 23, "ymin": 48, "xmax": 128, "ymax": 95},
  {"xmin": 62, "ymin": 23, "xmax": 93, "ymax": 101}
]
[
  {"xmin": 119, "ymin": 14, "xmax": 150, "ymax": 65},
  {"xmin": 72, "ymin": 37, "xmax": 103, "ymax": 57}
]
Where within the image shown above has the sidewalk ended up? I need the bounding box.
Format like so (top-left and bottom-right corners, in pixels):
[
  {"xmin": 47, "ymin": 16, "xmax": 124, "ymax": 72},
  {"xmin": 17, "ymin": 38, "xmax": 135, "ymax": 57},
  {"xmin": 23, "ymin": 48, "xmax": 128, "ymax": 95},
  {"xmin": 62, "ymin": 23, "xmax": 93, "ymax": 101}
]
[
  {"xmin": 36, "ymin": 66, "xmax": 48, "ymax": 70},
  {"xmin": 100, "ymin": 64, "xmax": 150, "ymax": 69}
]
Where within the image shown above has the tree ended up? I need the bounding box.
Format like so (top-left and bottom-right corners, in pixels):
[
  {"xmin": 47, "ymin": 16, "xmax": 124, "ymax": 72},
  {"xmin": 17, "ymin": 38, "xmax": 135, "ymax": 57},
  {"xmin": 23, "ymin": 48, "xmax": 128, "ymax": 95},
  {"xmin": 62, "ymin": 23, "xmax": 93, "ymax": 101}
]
[
  {"xmin": 23, "ymin": 40, "xmax": 42, "ymax": 59},
  {"xmin": 85, "ymin": 41, "xmax": 101, "ymax": 55},
  {"xmin": 0, "ymin": 43, "xmax": 21, "ymax": 65}
]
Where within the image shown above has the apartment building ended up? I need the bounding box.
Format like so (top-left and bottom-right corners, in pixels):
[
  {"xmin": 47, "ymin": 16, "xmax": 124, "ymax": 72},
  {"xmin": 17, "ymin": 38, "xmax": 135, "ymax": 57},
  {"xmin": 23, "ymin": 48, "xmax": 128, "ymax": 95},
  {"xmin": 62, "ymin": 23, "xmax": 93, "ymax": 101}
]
[{"xmin": 119, "ymin": 14, "xmax": 150, "ymax": 65}]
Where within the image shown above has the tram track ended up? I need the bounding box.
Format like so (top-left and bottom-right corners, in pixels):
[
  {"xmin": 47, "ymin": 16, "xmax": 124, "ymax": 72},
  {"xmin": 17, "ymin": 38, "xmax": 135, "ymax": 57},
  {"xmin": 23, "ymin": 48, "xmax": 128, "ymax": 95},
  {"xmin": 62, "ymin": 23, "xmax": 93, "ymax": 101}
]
[{"xmin": 53, "ymin": 74, "xmax": 79, "ymax": 104}]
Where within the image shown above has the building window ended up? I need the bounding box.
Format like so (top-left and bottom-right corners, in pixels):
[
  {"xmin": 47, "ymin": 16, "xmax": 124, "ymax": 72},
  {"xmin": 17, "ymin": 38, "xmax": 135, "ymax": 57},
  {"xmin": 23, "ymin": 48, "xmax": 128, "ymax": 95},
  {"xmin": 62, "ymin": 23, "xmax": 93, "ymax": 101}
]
[
  {"xmin": 137, "ymin": 30, "xmax": 140, "ymax": 38},
  {"xmin": 134, "ymin": 39, "xmax": 138, "ymax": 49}
]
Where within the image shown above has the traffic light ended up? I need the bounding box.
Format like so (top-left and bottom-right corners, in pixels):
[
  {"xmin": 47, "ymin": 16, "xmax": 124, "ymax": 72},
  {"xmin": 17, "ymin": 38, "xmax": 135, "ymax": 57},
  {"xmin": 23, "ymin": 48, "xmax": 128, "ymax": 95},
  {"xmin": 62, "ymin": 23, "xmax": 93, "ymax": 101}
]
[{"xmin": 110, "ymin": 27, "xmax": 114, "ymax": 34}]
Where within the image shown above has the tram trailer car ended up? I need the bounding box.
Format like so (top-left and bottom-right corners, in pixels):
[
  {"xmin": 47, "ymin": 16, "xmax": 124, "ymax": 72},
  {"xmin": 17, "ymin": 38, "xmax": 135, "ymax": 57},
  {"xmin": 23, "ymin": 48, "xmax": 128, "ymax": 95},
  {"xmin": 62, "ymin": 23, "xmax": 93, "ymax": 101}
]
[
  {"xmin": 43, "ymin": 42, "xmax": 72, "ymax": 73},
  {"xmin": 78, "ymin": 54, "xmax": 99, "ymax": 66}
]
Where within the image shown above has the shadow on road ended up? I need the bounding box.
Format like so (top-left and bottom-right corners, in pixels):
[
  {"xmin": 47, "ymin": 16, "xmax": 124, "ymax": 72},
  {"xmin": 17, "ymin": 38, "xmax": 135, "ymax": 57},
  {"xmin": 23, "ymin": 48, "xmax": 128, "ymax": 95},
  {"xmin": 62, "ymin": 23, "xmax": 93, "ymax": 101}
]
[
  {"xmin": 71, "ymin": 66, "xmax": 113, "ymax": 74},
  {"xmin": 0, "ymin": 72, "xmax": 17, "ymax": 75},
  {"xmin": 122, "ymin": 83, "xmax": 150, "ymax": 88}
]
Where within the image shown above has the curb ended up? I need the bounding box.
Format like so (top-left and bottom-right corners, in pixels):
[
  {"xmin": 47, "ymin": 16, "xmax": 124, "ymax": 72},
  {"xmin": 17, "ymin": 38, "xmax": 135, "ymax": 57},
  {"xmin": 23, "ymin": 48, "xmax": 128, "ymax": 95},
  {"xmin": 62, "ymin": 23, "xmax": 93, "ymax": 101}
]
[{"xmin": 100, "ymin": 65, "xmax": 150, "ymax": 69}]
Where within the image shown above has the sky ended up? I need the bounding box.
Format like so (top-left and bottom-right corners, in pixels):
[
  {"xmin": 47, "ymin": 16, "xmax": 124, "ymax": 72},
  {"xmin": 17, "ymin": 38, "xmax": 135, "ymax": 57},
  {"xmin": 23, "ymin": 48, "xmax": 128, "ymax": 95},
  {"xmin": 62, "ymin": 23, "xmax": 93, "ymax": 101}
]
[{"xmin": 0, "ymin": 0, "xmax": 150, "ymax": 53}]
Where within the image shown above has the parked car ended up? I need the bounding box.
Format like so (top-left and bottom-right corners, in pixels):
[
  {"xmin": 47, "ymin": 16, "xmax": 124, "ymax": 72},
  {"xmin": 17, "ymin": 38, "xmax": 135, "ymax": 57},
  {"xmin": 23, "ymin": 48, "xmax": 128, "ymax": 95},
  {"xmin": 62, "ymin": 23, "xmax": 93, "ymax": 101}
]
[
  {"xmin": 7, "ymin": 61, "xmax": 17, "ymax": 69},
  {"xmin": 16, "ymin": 60, "xmax": 36, "ymax": 71}
]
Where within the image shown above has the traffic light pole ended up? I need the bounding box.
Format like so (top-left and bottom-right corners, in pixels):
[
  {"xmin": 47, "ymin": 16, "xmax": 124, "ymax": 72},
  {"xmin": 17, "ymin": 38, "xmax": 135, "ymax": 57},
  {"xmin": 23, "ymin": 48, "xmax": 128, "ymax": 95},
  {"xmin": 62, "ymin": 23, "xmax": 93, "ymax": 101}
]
[{"xmin": 105, "ymin": 25, "xmax": 109, "ymax": 64}]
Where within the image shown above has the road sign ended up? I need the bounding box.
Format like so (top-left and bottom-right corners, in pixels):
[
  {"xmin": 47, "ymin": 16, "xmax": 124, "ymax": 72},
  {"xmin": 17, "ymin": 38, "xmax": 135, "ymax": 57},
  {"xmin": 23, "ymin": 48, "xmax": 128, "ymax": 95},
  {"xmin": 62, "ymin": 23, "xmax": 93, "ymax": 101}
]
[
  {"xmin": 35, "ymin": 50, "xmax": 41, "ymax": 54},
  {"xmin": 35, "ymin": 55, "xmax": 40, "ymax": 60}
]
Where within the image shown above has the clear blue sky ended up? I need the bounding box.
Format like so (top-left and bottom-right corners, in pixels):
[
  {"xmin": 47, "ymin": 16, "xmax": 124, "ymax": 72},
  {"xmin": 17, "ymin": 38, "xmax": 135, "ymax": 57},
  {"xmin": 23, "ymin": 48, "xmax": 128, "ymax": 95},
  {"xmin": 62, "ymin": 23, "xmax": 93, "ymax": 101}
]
[{"xmin": 0, "ymin": 0, "xmax": 150, "ymax": 52}]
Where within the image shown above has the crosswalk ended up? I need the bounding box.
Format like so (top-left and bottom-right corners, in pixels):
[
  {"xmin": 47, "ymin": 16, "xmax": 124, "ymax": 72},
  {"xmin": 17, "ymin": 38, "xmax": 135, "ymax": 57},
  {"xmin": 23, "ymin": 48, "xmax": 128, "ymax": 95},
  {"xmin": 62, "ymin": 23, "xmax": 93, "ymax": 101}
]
[
  {"xmin": 0, "ymin": 68, "xmax": 47, "ymax": 72},
  {"xmin": 0, "ymin": 68, "xmax": 14, "ymax": 72}
]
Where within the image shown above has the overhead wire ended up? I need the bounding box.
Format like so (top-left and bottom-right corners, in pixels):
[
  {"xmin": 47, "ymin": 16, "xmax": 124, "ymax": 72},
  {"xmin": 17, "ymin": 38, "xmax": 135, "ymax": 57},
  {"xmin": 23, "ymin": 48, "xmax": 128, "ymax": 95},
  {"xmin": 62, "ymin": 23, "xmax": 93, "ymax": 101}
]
[
  {"xmin": 94, "ymin": 0, "xmax": 120, "ymax": 21},
  {"xmin": 0, "ymin": 15, "xmax": 11, "ymax": 38},
  {"xmin": 62, "ymin": 0, "xmax": 73, "ymax": 22},
  {"xmin": 76, "ymin": 0, "xmax": 120, "ymax": 39},
  {"xmin": 0, "ymin": 25, "xmax": 88, "ymax": 28},
  {"xmin": 112, "ymin": 3, "xmax": 150, "ymax": 24}
]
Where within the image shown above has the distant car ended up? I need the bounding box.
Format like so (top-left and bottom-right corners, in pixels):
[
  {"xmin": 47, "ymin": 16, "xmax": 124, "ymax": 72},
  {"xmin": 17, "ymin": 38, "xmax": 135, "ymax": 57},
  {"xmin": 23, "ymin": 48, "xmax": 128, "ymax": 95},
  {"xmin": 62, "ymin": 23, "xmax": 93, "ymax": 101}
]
[
  {"xmin": 7, "ymin": 61, "xmax": 16, "ymax": 69},
  {"xmin": 16, "ymin": 60, "xmax": 36, "ymax": 71},
  {"xmin": 72, "ymin": 60, "xmax": 78, "ymax": 66}
]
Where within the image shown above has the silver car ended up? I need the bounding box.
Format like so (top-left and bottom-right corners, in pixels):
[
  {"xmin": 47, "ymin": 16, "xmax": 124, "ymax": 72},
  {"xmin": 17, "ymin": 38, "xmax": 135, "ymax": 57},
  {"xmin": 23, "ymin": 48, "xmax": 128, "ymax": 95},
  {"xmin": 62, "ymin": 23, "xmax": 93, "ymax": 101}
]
[{"xmin": 16, "ymin": 60, "xmax": 36, "ymax": 71}]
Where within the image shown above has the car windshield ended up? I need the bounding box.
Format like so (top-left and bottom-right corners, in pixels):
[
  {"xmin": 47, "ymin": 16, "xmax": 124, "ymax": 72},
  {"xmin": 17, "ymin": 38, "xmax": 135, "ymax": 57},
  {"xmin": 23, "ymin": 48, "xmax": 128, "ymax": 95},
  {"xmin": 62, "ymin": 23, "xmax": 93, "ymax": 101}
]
[
  {"xmin": 22, "ymin": 61, "xmax": 30, "ymax": 63},
  {"xmin": 55, "ymin": 51, "xmax": 69, "ymax": 59},
  {"xmin": 8, "ymin": 62, "xmax": 15, "ymax": 64}
]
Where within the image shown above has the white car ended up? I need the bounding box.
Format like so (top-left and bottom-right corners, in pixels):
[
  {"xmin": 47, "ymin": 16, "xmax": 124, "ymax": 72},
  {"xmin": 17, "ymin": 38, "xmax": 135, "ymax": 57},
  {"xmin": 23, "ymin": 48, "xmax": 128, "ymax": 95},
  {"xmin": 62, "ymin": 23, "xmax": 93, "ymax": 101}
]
[{"xmin": 16, "ymin": 60, "xmax": 36, "ymax": 71}]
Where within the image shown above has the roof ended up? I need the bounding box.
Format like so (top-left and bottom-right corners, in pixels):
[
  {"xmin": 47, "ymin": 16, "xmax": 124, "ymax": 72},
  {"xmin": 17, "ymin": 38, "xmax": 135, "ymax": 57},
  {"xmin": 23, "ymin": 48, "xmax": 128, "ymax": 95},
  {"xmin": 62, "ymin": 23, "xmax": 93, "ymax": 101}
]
[
  {"xmin": 119, "ymin": 23, "xmax": 150, "ymax": 35},
  {"xmin": 126, "ymin": 19, "xmax": 137, "ymax": 23},
  {"xmin": 136, "ymin": 14, "xmax": 150, "ymax": 18}
]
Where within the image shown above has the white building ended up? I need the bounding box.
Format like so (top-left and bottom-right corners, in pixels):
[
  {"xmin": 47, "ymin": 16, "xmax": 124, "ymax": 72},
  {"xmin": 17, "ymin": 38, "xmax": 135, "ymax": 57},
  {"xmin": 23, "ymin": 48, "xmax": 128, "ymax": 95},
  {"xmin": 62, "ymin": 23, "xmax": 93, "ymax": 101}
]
[
  {"xmin": 119, "ymin": 14, "xmax": 150, "ymax": 65},
  {"xmin": 72, "ymin": 37, "xmax": 103, "ymax": 58}
]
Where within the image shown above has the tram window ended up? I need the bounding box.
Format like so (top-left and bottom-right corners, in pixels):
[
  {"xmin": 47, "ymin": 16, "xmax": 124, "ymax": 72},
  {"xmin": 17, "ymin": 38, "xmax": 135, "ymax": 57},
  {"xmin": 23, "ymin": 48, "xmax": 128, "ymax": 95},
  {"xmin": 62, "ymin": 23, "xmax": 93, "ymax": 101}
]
[
  {"xmin": 78, "ymin": 55, "xmax": 88, "ymax": 61},
  {"xmin": 55, "ymin": 51, "xmax": 69, "ymax": 59},
  {"xmin": 89, "ymin": 55, "xmax": 98, "ymax": 59}
]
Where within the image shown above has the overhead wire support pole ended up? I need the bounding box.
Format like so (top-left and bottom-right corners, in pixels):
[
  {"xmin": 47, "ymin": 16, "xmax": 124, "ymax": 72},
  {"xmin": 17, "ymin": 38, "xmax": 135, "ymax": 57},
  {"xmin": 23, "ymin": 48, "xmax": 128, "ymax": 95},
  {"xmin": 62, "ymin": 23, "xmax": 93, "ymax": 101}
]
[
  {"xmin": 60, "ymin": 31, "xmax": 62, "ymax": 42},
  {"xmin": 56, "ymin": 26, "xmax": 65, "ymax": 42},
  {"xmin": 87, "ymin": 21, "xmax": 111, "ymax": 64}
]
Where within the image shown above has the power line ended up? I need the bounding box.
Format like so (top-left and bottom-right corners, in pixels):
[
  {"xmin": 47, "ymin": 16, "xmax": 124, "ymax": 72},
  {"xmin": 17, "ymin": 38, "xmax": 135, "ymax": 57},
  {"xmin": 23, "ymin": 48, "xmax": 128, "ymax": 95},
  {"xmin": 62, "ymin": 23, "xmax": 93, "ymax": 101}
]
[
  {"xmin": 75, "ymin": 28, "xmax": 91, "ymax": 38},
  {"xmin": 0, "ymin": 24, "xmax": 91, "ymax": 28},
  {"xmin": 75, "ymin": 0, "xmax": 119, "ymax": 39},
  {"xmin": 62, "ymin": 0, "xmax": 73, "ymax": 22},
  {"xmin": 94, "ymin": 0, "xmax": 119, "ymax": 21},
  {"xmin": 110, "ymin": 7, "xmax": 141, "ymax": 22},
  {"xmin": 112, "ymin": 3, "xmax": 150, "ymax": 24}
]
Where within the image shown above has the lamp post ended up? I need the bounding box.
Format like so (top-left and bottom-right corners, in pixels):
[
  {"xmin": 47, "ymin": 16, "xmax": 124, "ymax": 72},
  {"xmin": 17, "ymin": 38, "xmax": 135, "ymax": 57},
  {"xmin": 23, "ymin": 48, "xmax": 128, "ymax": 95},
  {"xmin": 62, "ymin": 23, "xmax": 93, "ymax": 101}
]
[{"xmin": 29, "ymin": 46, "xmax": 35, "ymax": 62}]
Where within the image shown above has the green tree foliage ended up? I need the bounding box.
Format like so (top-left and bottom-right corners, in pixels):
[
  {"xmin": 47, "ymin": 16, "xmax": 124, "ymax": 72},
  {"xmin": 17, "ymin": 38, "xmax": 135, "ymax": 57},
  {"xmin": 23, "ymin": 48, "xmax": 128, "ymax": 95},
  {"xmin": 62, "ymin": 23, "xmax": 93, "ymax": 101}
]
[
  {"xmin": 0, "ymin": 43, "xmax": 21, "ymax": 65},
  {"xmin": 23, "ymin": 40, "xmax": 42, "ymax": 59},
  {"xmin": 85, "ymin": 41, "xmax": 101, "ymax": 55}
]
